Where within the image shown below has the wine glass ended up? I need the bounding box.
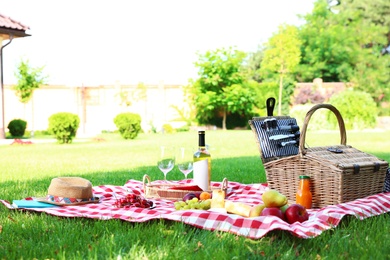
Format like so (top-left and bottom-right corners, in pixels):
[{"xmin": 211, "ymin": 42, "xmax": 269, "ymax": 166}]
[
  {"xmin": 157, "ymin": 146, "xmax": 175, "ymax": 181},
  {"xmin": 177, "ymin": 147, "xmax": 194, "ymax": 179}
]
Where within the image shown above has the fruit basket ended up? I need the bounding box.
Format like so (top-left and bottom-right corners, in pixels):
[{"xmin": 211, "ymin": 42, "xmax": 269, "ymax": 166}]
[
  {"xmin": 142, "ymin": 174, "xmax": 228, "ymax": 200},
  {"xmin": 260, "ymin": 104, "xmax": 389, "ymax": 208}
]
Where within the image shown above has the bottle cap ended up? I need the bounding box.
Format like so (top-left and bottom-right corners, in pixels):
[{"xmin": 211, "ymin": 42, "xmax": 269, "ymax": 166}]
[{"xmin": 299, "ymin": 175, "xmax": 310, "ymax": 179}]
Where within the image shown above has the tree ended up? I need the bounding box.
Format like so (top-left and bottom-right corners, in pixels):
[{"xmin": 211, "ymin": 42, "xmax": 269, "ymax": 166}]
[
  {"xmin": 335, "ymin": 0, "xmax": 390, "ymax": 103},
  {"xmin": 260, "ymin": 24, "xmax": 301, "ymax": 115},
  {"xmin": 245, "ymin": 47, "xmax": 265, "ymax": 83},
  {"xmin": 14, "ymin": 59, "xmax": 46, "ymax": 135},
  {"xmin": 297, "ymin": 0, "xmax": 390, "ymax": 104},
  {"xmin": 191, "ymin": 47, "xmax": 256, "ymax": 130},
  {"xmin": 14, "ymin": 59, "xmax": 46, "ymax": 104},
  {"xmin": 333, "ymin": 0, "xmax": 390, "ymax": 34}
]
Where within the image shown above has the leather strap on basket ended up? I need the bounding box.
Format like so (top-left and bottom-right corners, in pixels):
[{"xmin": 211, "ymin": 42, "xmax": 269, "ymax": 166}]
[{"xmin": 299, "ymin": 104, "xmax": 347, "ymax": 156}]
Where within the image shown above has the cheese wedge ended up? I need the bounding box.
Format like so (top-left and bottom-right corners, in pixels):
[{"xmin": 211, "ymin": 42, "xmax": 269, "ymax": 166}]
[
  {"xmin": 224, "ymin": 201, "xmax": 252, "ymax": 218},
  {"xmin": 210, "ymin": 190, "xmax": 226, "ymax": 208}
]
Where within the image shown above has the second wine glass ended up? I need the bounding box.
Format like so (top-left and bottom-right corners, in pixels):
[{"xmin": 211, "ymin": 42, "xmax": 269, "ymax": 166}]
[
  {"xmin": 177, "ymin": 147, "xmax": 194, "ymax": 179},
  {"xmin": 157, "ymin": 146, "xmax": 175, "ymax": 181}
]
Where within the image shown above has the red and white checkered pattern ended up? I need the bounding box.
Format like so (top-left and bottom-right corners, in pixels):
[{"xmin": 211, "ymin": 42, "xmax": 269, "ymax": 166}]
[{"xmin": 2, "ymin": 179, "xmax": 390, "ymax": 239}]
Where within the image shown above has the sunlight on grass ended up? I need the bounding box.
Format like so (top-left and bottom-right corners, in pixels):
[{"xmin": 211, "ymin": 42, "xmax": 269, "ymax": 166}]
[{"xmin": 0, "ymin": 130, "xmax": 389, "ymax": 259}]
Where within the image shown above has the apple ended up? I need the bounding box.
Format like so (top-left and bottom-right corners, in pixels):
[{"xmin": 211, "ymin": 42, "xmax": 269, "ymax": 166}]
[
  {"xmin": 260, "ymin": 207, "xmax": 285, "ymax": 221},
  {"xmin": 285, "ymin": 204, "xmax": 309, "ymax": 224}
]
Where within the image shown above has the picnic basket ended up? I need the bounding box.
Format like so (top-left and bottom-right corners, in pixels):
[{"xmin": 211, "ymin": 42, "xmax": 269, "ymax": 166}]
[
  {"xmin": 253, "ymin": 104, "xmax": 389, "ymax": 208},
  {"xmin": 249, "ymin": 116, "xmax": 300, "ymax": 163},
  {"xmin": 249, "ymin": 97, "xmax": 301, "ymax": 164},
  {"xmin": 384, "ymin": 168, "xmax": 390, "ymax": 193},
  {"xmin": 142, "ymin": 174, "xmax": 228, "ymax": 200}
]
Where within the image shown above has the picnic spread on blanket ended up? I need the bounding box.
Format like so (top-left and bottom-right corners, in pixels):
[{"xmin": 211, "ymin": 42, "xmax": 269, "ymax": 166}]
[
  {"xmin": 2, "ymin": 103, "xmax": 390, "ymax": 239},
  {"xmin": 2, "ymin": 177, "xmax": 390, "ymax": 240}
]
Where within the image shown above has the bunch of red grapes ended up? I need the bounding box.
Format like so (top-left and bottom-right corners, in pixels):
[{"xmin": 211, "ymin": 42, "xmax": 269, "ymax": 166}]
[{"xmin": 114, "ymin": 193, "xmax": 153, "ymax": 208}]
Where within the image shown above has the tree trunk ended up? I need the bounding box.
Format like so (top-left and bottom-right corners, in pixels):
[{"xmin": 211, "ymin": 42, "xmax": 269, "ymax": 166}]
[
  {"xmin": 222, "ymin": 108, "xmax": 227, "ymax": 130},
  {"xmin": 31, "ymin": 96, "xmax": 35, "ymax": 137},
  {"xmin": 278, "ymin": 74, "xmax": 284, "ymax": 116}
]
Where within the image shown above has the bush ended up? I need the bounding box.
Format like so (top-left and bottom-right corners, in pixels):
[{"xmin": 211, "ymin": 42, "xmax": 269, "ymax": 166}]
[
  {"xmin": 24, "ymin": 130, "xmax": 51, "ymax": 138},
  {"xmin": 328, "ymin": 90, "xmax": 377, "ymax": 130},
  {"xmin": 176, "ymin": 125, "xmax": 190, "ymax": 132},
  {"xmin": 7, "ymin": 119, "xmax": 27, "ymax": 137},
  {"xmin": 162, "ymin": 124, "xmax": 175, "ymax": 134},
  {"xmin": 290, "ymin": 104, "xmax": 335, "ymax": 131},
  {"xmin": 113, "ymin": 112, "xmax": 141, "ymax": 139},
  {"xmin": 48, "ymin": 112, "xmax": 80, "ymax": 144}
]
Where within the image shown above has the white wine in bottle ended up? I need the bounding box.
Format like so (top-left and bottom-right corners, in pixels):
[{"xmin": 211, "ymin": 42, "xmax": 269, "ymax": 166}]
[{"xmin": 193, "ymin": 130, "xmax": 211, "ymax": 191}]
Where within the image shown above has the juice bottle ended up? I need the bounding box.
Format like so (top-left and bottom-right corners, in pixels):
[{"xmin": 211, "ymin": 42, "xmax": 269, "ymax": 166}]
[{"xmin": 296, "ymin": 175, "xmax": 312, "ymax": 209}]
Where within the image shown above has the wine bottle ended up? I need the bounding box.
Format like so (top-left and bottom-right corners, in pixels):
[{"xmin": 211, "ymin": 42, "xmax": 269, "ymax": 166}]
[{"xmin": 193, "ymin": 130, "xmax": 211, "ymax": 191}]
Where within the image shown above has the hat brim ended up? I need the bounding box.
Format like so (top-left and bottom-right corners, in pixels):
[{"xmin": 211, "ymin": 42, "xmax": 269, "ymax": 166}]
[{"xmin": 36, "ymin": 197, "xmax": 100, "ymax": 206}]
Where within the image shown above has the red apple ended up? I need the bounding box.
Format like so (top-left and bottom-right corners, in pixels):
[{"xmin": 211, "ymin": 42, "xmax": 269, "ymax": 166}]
[
  {"xmin": 260, "ymin": 207, "xmax": 286, "ymax": 221},
  {"xmin": 285, "ymin": 204, "xmax": 309, "ymax": 224}
]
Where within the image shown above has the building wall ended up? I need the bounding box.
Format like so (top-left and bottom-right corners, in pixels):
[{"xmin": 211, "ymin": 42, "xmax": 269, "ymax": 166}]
[
  {"xmin": 3, "ymin": 83, "xmax": 188, "ymax": 135},
  {"xmin": 7, "ymin": 79, "xmax": 383, "ymax": 135}
]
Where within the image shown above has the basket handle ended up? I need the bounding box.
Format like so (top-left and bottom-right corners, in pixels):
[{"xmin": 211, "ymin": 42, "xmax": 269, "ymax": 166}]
[
  {"xmin": 299, "ymin": 104, "xmax": 347, "ymax": 155},
  {"xmin": 221, "ymin": 178, "xmax": 228, "ymax": 190},
  {"xmin": 143, "ymin": 174, "xmax": 151, "ymax": 192}
]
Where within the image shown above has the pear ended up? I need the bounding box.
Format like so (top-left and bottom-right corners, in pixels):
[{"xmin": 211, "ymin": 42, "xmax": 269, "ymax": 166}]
[
  {"xmin": 262, "ymin": 189, "xmax": 288, "ymax": 208},
  {"xmin": 279, "ymin": 204, "xmax": 289, "ymax": 213},
  {"xmin": 249, "ymin": 203, "xmax": 266, "ymax": 217}
]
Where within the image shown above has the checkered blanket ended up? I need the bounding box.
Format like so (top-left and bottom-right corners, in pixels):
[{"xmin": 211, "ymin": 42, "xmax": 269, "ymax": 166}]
[{"xmin": 2, "ymin": 179, "xmax": 390, "ymax": 239}]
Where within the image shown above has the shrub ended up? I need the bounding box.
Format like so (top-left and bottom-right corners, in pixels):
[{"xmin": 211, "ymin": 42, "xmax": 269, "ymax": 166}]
[
  {"xmin": 48, "ymin": 112, "xmax": 80, "ymax": 144},
  {"xmin": 290, "ymin": 104, "xmax": 335, "ymax": 131},
  {"xmin": 293, "ymin": 85, "xmax": 327, "ymax": 105},
  {"xmin": 328, "ymin": 90, "xmax": 377, "ymax": 130},
  {"xmin": 113, "ymin": 112, "xmax": 141, "ymax": 139},
  {"xmin": 176, "ymin": 125, "xmax": 190, "ymax": 132},
  {"xmin": 162, "ymin": 124, "xmax": 175, "ymax": 134},
  {"xmin": 7, "ymin": 119, "xmax": 27, "ymax": 137},
  {"xmin": 24, "ymin": 130, "xmax": 51, "ymax": 138}
]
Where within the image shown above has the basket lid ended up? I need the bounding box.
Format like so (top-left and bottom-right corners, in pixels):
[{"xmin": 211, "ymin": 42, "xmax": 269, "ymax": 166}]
[{"xmin": 305, "ymin": 145, "xmax": 388, "ymax": 169}]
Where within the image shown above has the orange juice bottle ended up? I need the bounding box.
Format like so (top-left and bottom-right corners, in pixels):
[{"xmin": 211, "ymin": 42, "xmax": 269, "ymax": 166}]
[{"xmin": 296, "ymin": 175, "xmax": 312, "ymax": 209}]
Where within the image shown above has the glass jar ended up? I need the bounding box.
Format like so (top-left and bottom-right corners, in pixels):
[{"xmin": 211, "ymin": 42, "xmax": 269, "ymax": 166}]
[{"xmin": 296, "ymin": 175, "xmax": 312, "ymax": 209}]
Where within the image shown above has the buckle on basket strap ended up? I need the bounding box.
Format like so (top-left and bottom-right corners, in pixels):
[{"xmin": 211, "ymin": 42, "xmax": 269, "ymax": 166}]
[
  {"xmin": 327, "ymin": 147, "xmax": 343, "ymax": 153},
  {"xmin": 353, "ymin": 164, "xmax": 360, "ymax": 174},
  {"xmin": 374, "ymin": 162, "xmax": 380, "ymax": 172}
]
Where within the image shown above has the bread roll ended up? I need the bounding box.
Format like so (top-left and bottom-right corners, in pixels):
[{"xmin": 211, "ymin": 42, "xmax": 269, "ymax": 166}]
[
  {"xmin": 224, "ymin": 201, "xmax": 252, "ymax": 217},
  {"xmin": 210, "ymin": 190, "xmax": 225, "ymax": 208}
]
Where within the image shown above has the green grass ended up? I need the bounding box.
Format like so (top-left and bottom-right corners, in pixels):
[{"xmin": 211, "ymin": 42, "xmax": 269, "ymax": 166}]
[{"xmin": 0, "ymin": 130, "xmax": 389, "ymax": 259}]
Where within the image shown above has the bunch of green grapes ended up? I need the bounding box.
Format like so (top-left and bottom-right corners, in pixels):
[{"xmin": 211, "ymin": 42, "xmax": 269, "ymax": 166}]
[{"xmin": 174, "ymin": 198, "xmax": 211, "ymax": 210}]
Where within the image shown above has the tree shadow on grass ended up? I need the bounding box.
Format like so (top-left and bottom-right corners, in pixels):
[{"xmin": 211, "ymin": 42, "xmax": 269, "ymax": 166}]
[{"xmin": 0, "ymin": 155, "xmax": 266, "ymax": 202}]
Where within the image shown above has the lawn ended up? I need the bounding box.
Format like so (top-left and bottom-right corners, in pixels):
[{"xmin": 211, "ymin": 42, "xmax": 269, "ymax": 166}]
[{"xmin": 0, "ymin": 130, "xmax": 389, "ymax": 259}]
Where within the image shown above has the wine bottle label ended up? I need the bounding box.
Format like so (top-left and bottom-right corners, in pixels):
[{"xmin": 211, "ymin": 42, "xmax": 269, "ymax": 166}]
[{"xmin": 193, "ymin": 159, "xmax": 209, "ymax": 191}]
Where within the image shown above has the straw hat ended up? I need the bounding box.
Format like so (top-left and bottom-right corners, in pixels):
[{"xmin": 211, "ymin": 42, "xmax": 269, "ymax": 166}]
[{"xmin": 39, "ymin": 177, "xmax": 99, "ymax": 205}]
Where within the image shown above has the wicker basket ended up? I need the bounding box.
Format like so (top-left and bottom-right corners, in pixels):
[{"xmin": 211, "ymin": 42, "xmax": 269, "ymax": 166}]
[
  {"xmin": 384, "ymin": 168, "xmax": 390, "ymax": 193},
  {"xmin": 261, "ymin": 104, "xmax": 389, "ymax": 208},
  {"xmin": 143, "ymin": 174, "xmax": 228, "ymax": 200}
]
